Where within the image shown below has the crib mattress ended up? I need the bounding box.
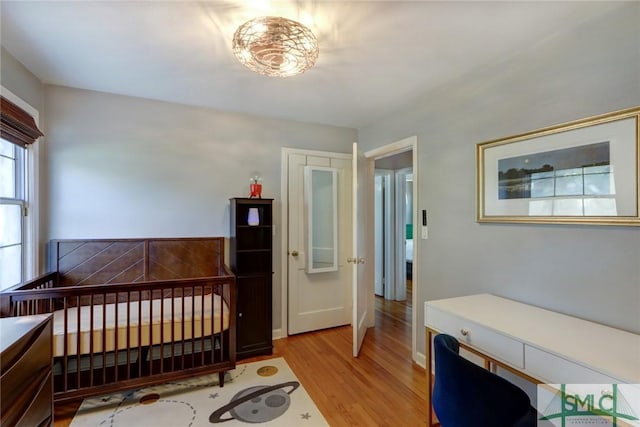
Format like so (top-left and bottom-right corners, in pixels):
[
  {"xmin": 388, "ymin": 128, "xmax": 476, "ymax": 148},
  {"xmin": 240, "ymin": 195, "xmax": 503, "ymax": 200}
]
[{"xmin": 53, "ymin": 294, "xmax": 230, "ymax": 357}]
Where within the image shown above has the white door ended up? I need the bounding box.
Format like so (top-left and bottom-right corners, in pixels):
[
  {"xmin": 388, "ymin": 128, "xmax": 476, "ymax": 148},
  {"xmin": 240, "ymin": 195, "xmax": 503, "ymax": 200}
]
[
  {"xmin": 352, "ymin": 142, "xmax": 368, "ymax": 357},
  {"xmin": 374, "ymin": 169, "xmax": 395, "ymax": 300},
  {"xmin": 374, "ymin": 173, "xmax": 384, "ymax": 296},
  {"xmin": 287, "ymin": 150, "xmax": 352, "ymax": 335},
  {"xmin": 394, "ymin": 168, "xmax": 412, "ymax": 301}
]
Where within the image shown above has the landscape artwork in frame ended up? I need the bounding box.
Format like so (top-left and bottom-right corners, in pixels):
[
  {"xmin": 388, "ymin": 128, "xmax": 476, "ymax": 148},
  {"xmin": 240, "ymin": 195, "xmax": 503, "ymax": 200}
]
[{"xmin": 476, "ymin": 107, "xmax": 640, "ymax": 226}]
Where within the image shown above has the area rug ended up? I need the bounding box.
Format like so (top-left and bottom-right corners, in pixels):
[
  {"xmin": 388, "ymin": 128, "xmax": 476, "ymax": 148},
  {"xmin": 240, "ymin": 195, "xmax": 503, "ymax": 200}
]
[{"xmin": 70, "ymin": 357, "xmax": 328, "ymax": 426}]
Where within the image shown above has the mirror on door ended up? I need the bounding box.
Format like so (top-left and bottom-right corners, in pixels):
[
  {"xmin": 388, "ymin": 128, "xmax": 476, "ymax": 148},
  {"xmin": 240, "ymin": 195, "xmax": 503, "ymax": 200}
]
[{"xmin": 304, "ymin": 165, "xmax": 338, "ymax": 273}]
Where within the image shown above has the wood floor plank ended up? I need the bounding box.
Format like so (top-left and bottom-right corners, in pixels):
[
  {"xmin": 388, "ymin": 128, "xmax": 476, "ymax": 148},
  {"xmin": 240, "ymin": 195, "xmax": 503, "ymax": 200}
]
[{"xmin": 54, "ymin": 296, "xmax": 427, "ymax": 426}]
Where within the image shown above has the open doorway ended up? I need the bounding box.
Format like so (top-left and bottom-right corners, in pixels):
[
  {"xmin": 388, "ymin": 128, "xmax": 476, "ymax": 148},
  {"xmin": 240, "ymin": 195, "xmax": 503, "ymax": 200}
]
[
  {"xmin": 374, "ymin": 163, "xmax": 413, "ymax": 304},
  {"xmin": 365, "ymin": 136, "xmax": 419, "ymax": 361}
]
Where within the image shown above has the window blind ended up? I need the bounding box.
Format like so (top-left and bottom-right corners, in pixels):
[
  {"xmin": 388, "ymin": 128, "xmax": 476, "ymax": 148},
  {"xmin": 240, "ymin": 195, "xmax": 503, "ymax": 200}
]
[{"xmin": 0, "ymin": 96, "xmax": 44, "ymax": 147}]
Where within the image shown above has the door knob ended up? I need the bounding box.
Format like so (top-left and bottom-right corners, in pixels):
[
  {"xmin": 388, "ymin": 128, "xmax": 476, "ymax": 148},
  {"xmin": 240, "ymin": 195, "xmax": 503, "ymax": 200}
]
[
  {"xmin": 347, "ymin": 257, "xmax": 354, "ymax": 263},
  {"xmin": 357, "ymin": 258, "xmax": 365, "ymax": 264},
  {"xmin": 290, "ymin": 250, "xmax": 299, "ymax": 257}
]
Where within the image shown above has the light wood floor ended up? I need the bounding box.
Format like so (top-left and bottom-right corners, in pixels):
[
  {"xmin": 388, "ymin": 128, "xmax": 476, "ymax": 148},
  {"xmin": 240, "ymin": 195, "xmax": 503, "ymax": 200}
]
[{"xmin": 54, "ymin": 295, "xmax": 427, "ymax": 426}]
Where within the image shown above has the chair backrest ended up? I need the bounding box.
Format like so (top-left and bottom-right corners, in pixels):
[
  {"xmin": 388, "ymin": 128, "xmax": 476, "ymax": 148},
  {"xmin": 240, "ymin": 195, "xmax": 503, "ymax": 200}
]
[{"xmin": 432, "ymin": 334, "xmax": 533, "ymax": 427}]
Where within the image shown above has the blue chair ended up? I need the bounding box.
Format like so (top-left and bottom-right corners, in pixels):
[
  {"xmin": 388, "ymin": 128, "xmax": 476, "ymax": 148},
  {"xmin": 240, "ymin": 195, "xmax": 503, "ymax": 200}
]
[{"xmin": 432, "ymin": 334, "xmax": 537, "ymax": 427}]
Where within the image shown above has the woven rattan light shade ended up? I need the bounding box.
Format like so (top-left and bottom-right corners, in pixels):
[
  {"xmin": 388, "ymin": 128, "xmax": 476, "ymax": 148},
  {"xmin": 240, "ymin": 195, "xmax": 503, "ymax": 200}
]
[{"xmin": 232, "ymin": 16, "xmax": 319, "ymax": 77}]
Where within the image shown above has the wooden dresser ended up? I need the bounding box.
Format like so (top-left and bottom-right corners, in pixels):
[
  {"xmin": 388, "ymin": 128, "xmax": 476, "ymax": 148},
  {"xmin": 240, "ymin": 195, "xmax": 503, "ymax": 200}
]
[{"xmin": 1, "ymin": 314, "xmax": 53, "ymax": 427}]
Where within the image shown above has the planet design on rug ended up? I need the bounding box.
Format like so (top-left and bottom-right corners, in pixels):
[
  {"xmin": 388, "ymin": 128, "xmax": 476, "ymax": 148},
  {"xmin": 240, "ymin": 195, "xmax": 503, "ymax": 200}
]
[
  {"xmin": 256, "ymin": 365, "xmax": 278, "ymax": 377},
  {"xmin": 209, "ymin": 381, "xmax": 300, "ymax": 423}
]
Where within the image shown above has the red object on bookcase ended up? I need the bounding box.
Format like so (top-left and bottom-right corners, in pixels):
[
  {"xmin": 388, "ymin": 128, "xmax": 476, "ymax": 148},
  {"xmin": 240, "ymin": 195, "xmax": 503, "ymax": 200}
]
[{"xmin": 249, "ymin": 183, "xmax": 262, "ymax": 198}]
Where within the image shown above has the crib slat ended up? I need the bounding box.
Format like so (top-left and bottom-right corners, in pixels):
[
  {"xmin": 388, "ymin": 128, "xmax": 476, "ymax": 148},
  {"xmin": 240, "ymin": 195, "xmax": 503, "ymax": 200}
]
[
  {"xmin": 200, "ymin": 285, "xmax": 205, "ymax": 366},
  {"xmin": 124, "ymin": 291, "xmax": 129, "ymax": 381},
  {"xmin": 114, "ymin": 292, "xmax": 119, "ymax": 384},
  {"xmin": 214, "ymin": 284, "xmax": 219, "ymax": 364},
  {"xmin": 215, "ymin": 284, "xmax": 219, "ymax": 363},
  {"xmin": 171, "ymin": 287, "xmax": 175, "ymax": 372},
  {"xmin": 210, "ymin": 284, "xmax": 214, "ymax": 364},
  {"xmin": 217, "ymin": 283, "xmax": 222, "ymax": 364},
  {"xmin": 160, "ymin": 291, "xmax": 164, "ymax": 374},
  {"xmin": 63, "ymin": 297, "xmax": 69, "ymax": 393},
  {"xmin": 181, "ymin": 289, "xmax": 185, "ymax": 369},
  {"xmin": 220, "ymin": 282, "xmax": 225, "ymax": 363},
  {"xmin": 75, "ymin": 295, "xmax": 81, "ymax": 391},
  {"xmin": 147, "ymin": 287, "xmax": 152, "ymax": 376},
  {"xmin": 137, "ymin": 290, "xmax": 142, "ymax": 379},
  {"xmin": 220, "ymin": 282, "xmax": 226, "ymax": 362},
  {"xmin": 89, "ymin": 293, "xmax": 94, "ymax": 387},
  {"xmin": 191, "ymin": 285, "xmax": 195, "ymax": 367},
  {"xmin": 101, "ymin": 292, "xmax": 107, "ymax": 386}
]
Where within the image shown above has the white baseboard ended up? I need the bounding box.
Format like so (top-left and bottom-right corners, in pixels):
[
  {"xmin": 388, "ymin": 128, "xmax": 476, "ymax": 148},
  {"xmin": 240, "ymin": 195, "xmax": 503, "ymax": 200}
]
[
  {"xmin": 415, "ymin": 351, "xmax": 427, "ymax": 370},
  {"xmin": 415, "ymin": 350, "xmax": 435, "ymax": 374},
  {"xmin": 272, "ymin": 328, "xmax": 283, "ymax": 340}
]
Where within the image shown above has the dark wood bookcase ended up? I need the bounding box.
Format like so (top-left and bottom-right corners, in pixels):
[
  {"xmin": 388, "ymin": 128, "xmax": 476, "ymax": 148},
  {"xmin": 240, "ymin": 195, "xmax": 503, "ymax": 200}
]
[{"xmin": 229, "ymin": 198, "xmax": 273, "ymax": 359}]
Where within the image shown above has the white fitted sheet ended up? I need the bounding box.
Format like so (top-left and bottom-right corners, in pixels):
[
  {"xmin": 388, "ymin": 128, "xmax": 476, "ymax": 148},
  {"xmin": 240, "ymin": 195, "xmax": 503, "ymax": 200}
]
[{"xmin": 53, "ymin": 294, "xmax": 229, "ymax": 357}]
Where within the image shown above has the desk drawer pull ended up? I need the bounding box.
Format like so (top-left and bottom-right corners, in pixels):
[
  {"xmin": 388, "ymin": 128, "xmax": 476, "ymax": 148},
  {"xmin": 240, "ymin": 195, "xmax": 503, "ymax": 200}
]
[{"xmin": 460, "ymin": 328, "xmax": 470, "ymax": 337}]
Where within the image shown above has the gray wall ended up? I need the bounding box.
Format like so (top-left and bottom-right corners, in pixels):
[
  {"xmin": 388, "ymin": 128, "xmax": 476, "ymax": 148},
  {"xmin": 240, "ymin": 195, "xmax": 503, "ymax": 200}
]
[
  {"xmin": 42, "ymin": 85, "xmax": 357, "ymax": 331},
  {"xmin": 358, "ymin": 1, "xmax": 640, "ymax": 358},
  {"xmin": 1, "ymin": 46, "xmax": 43, "ymax": 110}
]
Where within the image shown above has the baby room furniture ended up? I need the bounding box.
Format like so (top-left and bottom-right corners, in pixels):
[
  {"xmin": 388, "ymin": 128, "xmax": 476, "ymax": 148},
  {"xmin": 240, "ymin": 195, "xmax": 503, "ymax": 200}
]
[
  {"xmin": 0, "ymin": 237, "xmax": 236, "ymax": 403},
  {"xmin": 230, "ymin": 198, "xmax": 274, "ymax": 359}
]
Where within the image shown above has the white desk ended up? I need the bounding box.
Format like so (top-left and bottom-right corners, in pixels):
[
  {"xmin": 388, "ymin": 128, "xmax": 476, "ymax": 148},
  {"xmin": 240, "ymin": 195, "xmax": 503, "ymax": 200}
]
[{"xmin": 424, "ymin": 294, "xmax": 640, "ymax": 425}]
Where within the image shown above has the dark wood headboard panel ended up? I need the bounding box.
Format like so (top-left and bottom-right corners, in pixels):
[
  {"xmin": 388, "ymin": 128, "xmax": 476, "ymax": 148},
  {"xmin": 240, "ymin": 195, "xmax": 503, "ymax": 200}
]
[{"xmin": 48, "ymin": 237, "xmax": 225, "ymax": 286}]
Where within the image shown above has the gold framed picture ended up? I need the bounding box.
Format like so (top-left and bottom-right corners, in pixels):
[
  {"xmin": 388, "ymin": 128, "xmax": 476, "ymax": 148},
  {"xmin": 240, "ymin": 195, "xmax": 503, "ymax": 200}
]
[{"xmin": 476, "ymin": 107, "xmax": 640, "ymax": 226}]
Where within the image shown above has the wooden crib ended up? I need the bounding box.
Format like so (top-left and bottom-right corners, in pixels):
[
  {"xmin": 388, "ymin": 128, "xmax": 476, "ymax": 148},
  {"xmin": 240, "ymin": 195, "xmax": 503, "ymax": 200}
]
[{"xmin": 0, "ymin": 237, "xmax": 236, "ymax": 403}]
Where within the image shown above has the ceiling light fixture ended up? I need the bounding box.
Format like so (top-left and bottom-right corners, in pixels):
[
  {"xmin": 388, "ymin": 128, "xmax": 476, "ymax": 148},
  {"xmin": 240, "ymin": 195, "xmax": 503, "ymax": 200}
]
[{"xmin": 232, "ymin": 16, "xmax": 319, "ymax": 78}]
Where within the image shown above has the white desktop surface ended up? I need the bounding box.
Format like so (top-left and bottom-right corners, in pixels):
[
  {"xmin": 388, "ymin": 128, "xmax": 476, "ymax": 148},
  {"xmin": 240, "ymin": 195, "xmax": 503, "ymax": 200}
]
[{"xmin": 425, "ymin": 293, "xmax": 640, "ymax": 384}]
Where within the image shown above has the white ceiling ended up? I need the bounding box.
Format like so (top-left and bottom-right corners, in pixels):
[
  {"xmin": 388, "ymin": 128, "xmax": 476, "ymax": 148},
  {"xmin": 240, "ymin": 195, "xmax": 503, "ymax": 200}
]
[{"xmin": 0, "ymin": 1, "xmax": 624, "ymax": 129}]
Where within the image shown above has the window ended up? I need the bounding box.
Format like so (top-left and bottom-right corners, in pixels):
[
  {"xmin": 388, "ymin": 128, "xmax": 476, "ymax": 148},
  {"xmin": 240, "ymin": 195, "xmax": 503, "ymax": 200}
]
[
  {"xmin": 0, "ymin": 92, "xmax": 43, "ymax": 290},
  {"xmin": 0, "ymin": 138, "xmax": 26, "ymax": 289}
]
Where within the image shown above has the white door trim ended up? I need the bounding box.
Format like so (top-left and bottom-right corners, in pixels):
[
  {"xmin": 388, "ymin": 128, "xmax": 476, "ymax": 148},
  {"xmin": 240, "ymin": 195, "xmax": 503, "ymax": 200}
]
[
  {"xmin": 280, "ymin": 147, "xmax": 352, "ymax": 337},
  {"xmin": 364, "ymin": 136, "xmax": 419, "ymax": 362}
]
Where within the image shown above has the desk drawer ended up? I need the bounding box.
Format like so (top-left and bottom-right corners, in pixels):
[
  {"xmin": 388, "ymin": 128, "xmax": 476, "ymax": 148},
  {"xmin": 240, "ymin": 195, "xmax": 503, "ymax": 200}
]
[
  {"xmin": 426, "ymin": 306, "xmax": 523, "ymax": 368},
  {"xmin": 15, "ymin": 372, "xmax": 52, "ymax": 427},
  {"xmin": 1, "ymin": 321, "xmax": 50, "ymax": 411},
  {"xmin": 525, "ymin": 345, "xmax": 619, "ymax": 384},
  {"xmin": 1, "ymin": 316, "xmax": 52, "ymax": 427}
]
